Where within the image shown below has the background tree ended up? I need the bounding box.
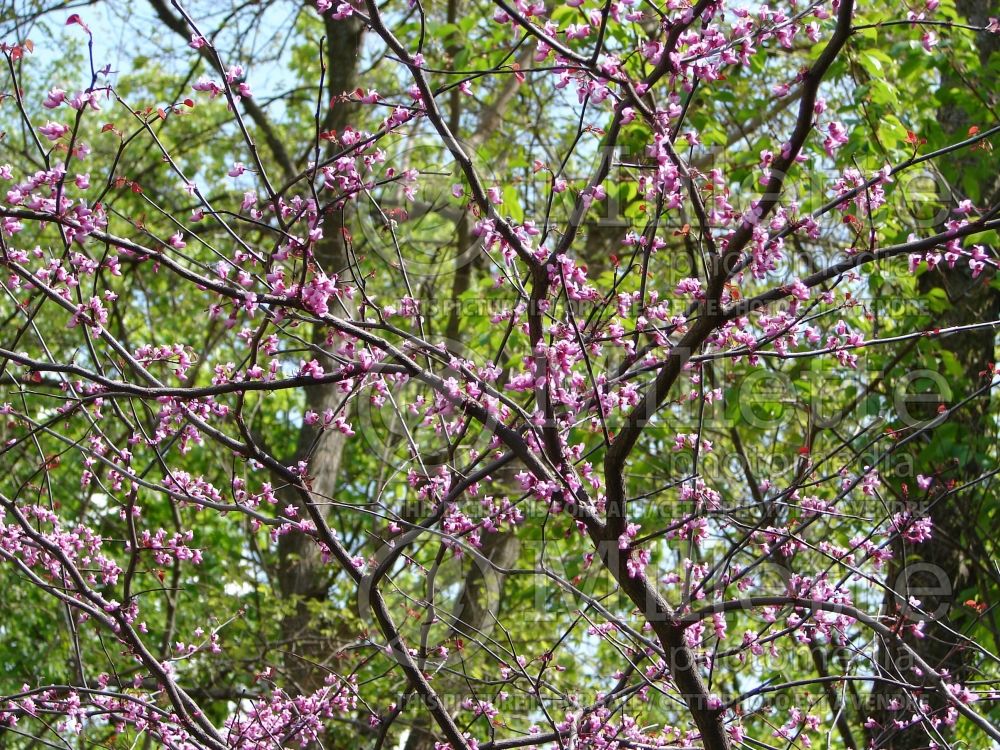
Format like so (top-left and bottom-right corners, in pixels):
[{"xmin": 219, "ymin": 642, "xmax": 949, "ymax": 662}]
[{"xmin": 0, "ymin": 0, "xmax": 998, "ymax": 749}]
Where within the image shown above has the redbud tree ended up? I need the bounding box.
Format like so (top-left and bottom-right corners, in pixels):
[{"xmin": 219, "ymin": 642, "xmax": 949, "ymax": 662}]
[{"xmin": 0, "ymin": 0, "xmax": 998, "ymax": 749}]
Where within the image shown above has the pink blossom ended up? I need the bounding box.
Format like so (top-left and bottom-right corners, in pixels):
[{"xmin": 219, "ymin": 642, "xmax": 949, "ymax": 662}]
[
  {"xmin": 890, "ymin": 512, "xmax": 933, "ymax": 544},
  {"xmin": 823, "ymin": 121, "xmax": 849, "ymax": 157},
  {"xmin": 192, "ymin": 77, "xmax": 224, "ymax": 97},
  {"xmin": 38, "ymin": 121, "xmax": 70, "ymax": 141},
  {"xmin": 43, "ymin": 88, "xmax": 67, "ymax": 108}
]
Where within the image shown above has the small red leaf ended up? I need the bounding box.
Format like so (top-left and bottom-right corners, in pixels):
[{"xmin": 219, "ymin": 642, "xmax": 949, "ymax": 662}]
[{"xmin": 66, "ymin": 14, "xmax": 91, "ymax": 33}]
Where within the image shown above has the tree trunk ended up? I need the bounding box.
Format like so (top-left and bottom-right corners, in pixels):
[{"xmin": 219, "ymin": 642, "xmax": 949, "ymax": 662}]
[
  {"xmin": 867, "ymin": 5, "xmax": 999, "ymax": 744},
  {"xmin": 276, "ymin": 15, "xmax": 365, "ymax": 692}
]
